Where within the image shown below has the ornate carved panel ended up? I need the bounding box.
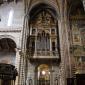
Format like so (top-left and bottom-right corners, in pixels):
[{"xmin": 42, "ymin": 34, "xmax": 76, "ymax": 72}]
[
  {"xmin": 27, "ymin": 10, "xmax": 59, "ymax": 59},
  {"xmin": 0, "ymin": 63, "xmax": 18, "ymax": 80},
  {"xmin": 70, "ymin": 18, "xmax": 85, "ymax": 74}
]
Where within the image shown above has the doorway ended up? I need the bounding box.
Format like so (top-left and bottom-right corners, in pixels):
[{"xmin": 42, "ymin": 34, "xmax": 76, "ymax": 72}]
[{"xmin": 36, "ymin": 64, "xmax": 50, "ymax": 85}]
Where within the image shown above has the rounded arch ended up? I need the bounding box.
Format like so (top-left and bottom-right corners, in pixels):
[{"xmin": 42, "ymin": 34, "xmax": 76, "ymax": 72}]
[
  {"xmin": 0, "ymin": 35, "xmax": 17, "ymax": 48},
  {"xmin": 37, "ymin": 64, "xmax": 50, "ymax": 70},
  {"xmin": 28, "ymin": 2, "xmax": 60, "ymax": 20},
  {"xmin": 0, "ymin": 38, "xmax": 16, "ymax": 52},
  {"xmin": 0, "ymin": 38, "xmax": 17, "ymax": 66},
  {"xmin": 35, "ymin": 64, "xmax": 51, "ymax": 72},
  {"xmin": 35, "ymin": 64, "xmax": 50, "ymax": 85}
]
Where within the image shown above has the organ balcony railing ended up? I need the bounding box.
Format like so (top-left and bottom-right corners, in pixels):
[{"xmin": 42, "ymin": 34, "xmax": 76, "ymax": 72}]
[{"xmin": 27, "ymin": 50, "xmax": 59, "ymax": 59}]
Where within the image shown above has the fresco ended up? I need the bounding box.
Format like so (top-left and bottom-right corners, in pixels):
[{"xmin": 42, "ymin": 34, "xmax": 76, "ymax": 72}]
[
  {"xmin": 72, "ymin": 23, "xmax": 82, "ymax": 45},
  {"xmin": 71, "ymin": 20, "xmax": 85, "ymax": 56}
]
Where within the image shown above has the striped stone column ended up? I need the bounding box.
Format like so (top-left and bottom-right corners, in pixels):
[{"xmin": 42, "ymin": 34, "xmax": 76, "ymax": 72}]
[
  {"xmin": 58, "ymin": 0, "xmax": 68, "ymax": 85},
  {"xmin": 18, "ymin": 52, "xmax": 26, "ymax": 85},
  {"xmin": 18, "ymin": 13, "xmax": 29, "ymax": 85}
]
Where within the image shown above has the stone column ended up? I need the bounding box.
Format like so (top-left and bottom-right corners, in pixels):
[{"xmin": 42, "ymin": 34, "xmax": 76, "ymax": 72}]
[
  {"xmin": 0, "ymin": 79, "xmax": 1, "ymax": 85},
  {"xmin": 58, "ymin": 0, "xmax": 69, "ymax": 85},
  {"xmin": 15, "ymin": 76, "xmax": 18, "ymax": 85},
  {"xmin": 18, "ymin": 52, "xmax": 26, "ymax": 85},
  {"xmin": 27, "ymin": 60, "xmax": 35, "ymax": 85},
  {"xmin": 64, "ymin": 0, "xmax": 72, "ymax": 78},
  {"xmin": 15, "ymin": 48, "xmax": 21, "ymax": 71},
  {"xmin": 53, "ymin": 66, "xmax": 60, "ymax": 85},
  {"xmin": 24, "ymin": 0, "xmax": 31, "ymax": 14},
  {"xmin": 50, "ymin": 66, "xmax": 55, "ymax": 85},
  {"xmin": 18, "ymin": 14, "xmax": 29, "ymax": 85},
  {"xmin": 58, "ymin": 0, "xmax": 72, "ymax": 83},
  {"xmin": 15, "ymin": 48, "xmax": 21, "ymax": 85}
]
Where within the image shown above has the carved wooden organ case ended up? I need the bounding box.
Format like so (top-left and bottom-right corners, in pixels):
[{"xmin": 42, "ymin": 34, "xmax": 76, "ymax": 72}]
[{"xmin": 27, "ymin": 10, "xmax": 60, "ymax": 59}]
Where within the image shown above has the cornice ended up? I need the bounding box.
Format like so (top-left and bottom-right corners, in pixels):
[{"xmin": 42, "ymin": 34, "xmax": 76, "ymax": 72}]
[{"xmin": 0, "ymin": 29, "xmax": 22, "ymax": 32}]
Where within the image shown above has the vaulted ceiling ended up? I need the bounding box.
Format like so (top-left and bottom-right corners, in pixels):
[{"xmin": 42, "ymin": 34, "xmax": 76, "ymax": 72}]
[
  {"xmin": 67, "ymin": 0, "xmax": 85, "ymax": 16},
  {"xmin": 29, "ymin": 3, "xmax": 57, "ymax": 20}
]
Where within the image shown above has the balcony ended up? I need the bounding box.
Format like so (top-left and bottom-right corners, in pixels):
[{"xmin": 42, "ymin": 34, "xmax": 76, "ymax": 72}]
[{"xmin": 27, "ymin": 50, "xmax": 60, "ymax": 63}]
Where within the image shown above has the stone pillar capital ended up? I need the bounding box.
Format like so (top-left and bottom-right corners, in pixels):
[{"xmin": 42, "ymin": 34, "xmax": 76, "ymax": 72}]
[{"xmin": 15, "ymin": 48, "xmax": 21, "ymax": 52}]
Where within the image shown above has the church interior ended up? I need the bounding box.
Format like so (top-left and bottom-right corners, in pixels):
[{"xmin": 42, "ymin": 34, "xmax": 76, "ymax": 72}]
[{"xmin": 0, "ymin": 0, "xmax": 85, "ymax": 85}]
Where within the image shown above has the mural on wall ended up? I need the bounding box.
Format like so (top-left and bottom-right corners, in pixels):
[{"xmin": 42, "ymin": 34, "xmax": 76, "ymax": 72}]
[
  {"xmin": 75, "ymin": 56, "xmax": 85, "ymax": 73},
  {"xmin": 71, "ymin": 22, "xmax": 82, "ymax": 56},
  {"xmin": 71, "ymin": 20, "xmax": 85, "ymax": 73},
  {"xmin": 72, "ymin": 23, "xmax": 82, "ymax": 45}
]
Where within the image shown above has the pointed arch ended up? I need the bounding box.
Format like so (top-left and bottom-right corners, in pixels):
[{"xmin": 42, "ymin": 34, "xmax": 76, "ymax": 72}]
[
  {"xmin": 28, "ymin": 3, "xmax": 59, "ymax": 20},
  {"xmin": 68, "ymin": 0, "xmax": 85, "ymax": 16}
]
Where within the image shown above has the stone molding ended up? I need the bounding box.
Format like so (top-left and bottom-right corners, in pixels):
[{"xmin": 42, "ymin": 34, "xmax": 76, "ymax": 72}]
[{"xmin": 0, "ymin": 29, "xmax": 21, "ymax": 32}]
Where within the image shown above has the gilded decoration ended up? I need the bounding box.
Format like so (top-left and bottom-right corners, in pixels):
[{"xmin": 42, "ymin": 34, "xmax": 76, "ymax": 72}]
[
  {"xmin": 28, "ymin": 10, "xmax": 59, "ymax": 58},
  {"xmin": 71, "ymin": 19, "xmax": 85, "ymax": 56},
  {"xmin": 71, "ymin": 18, "xmax": 85, "ymax": 74}
]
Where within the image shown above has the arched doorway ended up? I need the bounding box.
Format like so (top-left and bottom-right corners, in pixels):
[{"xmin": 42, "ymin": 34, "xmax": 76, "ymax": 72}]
[
  {"xmin": 36, "ymin": 64, "xmax": 50, "ymax": 85},
  {"xmin": 0, "ymin": 38, "xmax": 17, "ymax": 85}
]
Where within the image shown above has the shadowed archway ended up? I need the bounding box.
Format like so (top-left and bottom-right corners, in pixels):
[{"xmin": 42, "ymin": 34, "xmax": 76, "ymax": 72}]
[{"xmin": 0, "ymin": 38, "xmax": 18, "ymax": 85}]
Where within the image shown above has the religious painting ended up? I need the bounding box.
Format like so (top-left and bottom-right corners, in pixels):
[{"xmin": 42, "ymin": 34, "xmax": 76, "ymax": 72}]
[
  {"xmin": 72, "ymin": 23, "xmax": 82, "ymax": 45},
  {"xmin": 73, "ymin": 34, "xmax": 81, "ymax": 43}
]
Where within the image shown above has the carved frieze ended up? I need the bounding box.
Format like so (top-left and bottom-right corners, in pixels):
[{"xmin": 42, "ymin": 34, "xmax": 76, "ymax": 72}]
[{"xmin": 0, "ymin": 63, "xmax": 18, "ymax": 80}]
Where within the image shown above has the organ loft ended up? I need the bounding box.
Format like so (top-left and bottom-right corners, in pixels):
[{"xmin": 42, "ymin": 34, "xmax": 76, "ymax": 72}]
[{"xmin": 0, "ymin": 0, "xmax": 85, "ymax": 85}]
